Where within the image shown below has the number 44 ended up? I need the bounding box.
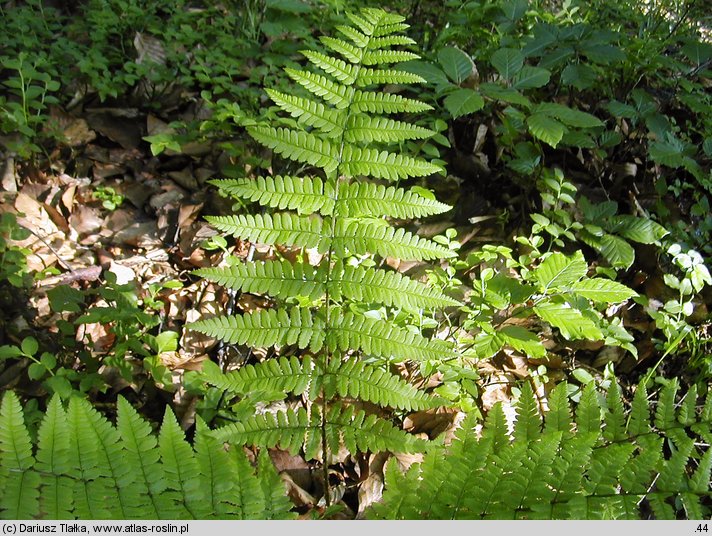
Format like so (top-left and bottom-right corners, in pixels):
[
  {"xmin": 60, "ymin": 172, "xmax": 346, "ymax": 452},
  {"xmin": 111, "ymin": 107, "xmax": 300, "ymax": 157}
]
[{"xmin": 696, "ymin": 525, "xmax": 708, "ymax": 533}]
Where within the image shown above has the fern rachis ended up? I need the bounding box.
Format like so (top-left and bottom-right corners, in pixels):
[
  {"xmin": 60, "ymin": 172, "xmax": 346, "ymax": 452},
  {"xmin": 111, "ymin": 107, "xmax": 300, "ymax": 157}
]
[{"xmin": 189, "ymin": 7, "xmax": 458, "ymax": 505}]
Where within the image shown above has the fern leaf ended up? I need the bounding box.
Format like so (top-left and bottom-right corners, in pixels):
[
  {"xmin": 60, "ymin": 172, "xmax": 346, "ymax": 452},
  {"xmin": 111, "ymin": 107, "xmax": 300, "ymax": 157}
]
[
  {"xmin": 116, "ymin": 397, "xmax": 164, "ymax": 519},
  {"xmin": 336, "ymin": 25, "xmax": 369, "ymax": 48},
  {"xmin": 585, "ymin": 443, "xmax": 636, "ymax": 499},
  {"xmin": 627, "ymin": 382, "xmax": 650, "ymax": 436},
  {"xmin": 544, "ymin": 382, "xmax": 573, "ymax": 435},
  {"xmin": 513, "ymin": 382, "xmax": 542, "ymax": 443},
  {"xmin": 66, "ymin": 398, "xmax": 114, "ymax": 519},
  {"xmin": 256, "ymin": 452, "xmax": 296, "ymax": 519},
  {"xmin": 202, "ymin": 356, "xmax": 314, "ymax": 397},
  {"xmin": 654, "ymin": 379, "xmax": 679, "ymax": 431},
  {"xmin": 322, "ymin": 358, "xmax": 443, "ymax": 411},
  {"xmin": 189, "ymin": 308, "xmax": 326, "ymax": 352},
  {"xmin": 603, "ymin": 381, "xmax": 626, "ymax": 441},
  {"xmin": 345, "ymin": 115, "xmax": 435, "ymax": 144},
  {"xmin": 331, "ymin": 262, "xmax": 460, "ymax": 309},
  {"xmin": 361, "ymin": 50, "xmax": 420, "ymax": 65},
  {"xmin": 319, "ymin": 36, "xmax": 362, "ymax": 64},
  {"xmin": 689, "ymin": 446, "xmax": 712, "ymax": 502},
  {"xmin": 247, "ymin": 126, "xmax": 339, "ymax": 173},
  {"xmin": 677, "ymin": 384, "xmax": 698, "ymax": 426},
  {"xmin": 333, "ymin": 219, "xmax": 455, "ymax": 260},
  {"xmin": 302, "ymin": 50, "xmax": 357, "ymax": 84},
  {"xmin": 548, "ymin": 432, "xmax": 598, "ymax": 518},
  {"xmin": 193, "ymin": 260, "xmax": 326, "ymax": 302},
  {"xmin": 656, "ymin": 435, "xmax": 694, "ymax": 493},
  {"xmin": 327, "ymin": 311, "xmax": 455, "ymax": 362},
  {"xmin": 0, "ymin": 391, "xmax": 40, "ymax": 520},
  {"xmin": 341, "ymin": 145, "xmax": 442, "ymax": 181},
  {"xmin": 224, "ymin": 444, "xmax": 268, "ymax": 519},
  {"xmin": 285, "ymin": 68, "xmax": 353, "ymax": 109},
  {"xmin": 214, "ymin": 407, "xmax": 318, "ymax": 456},
  {"xmin": 345, "ymin": 11, "xmax": 377, "ymax": 35},
  {"xmin": 357, "ymin": 67, "xmax": 426, "ymax": 86},
  {"xmin": 158, "ymin": 408, "xmax": 207, "ymax": 519},
  {"xmin": 35, "ymin": 396, "xmax": 73, "ymax": 519},
  {"xmin": 481, "ymin": 403, "xmax": 511, "ymax": 454},
  {"xmin": 367, "ymin": 35, "xmax": 417, "ymax": 50},
  {"xmin": 336, "ymin": 181, "xmax": 451, "ymax": 219},
  {"xmin": 576, "ymin": 383, "xmax": 602, "ymax": 435},
  {"xmin": 503, "ymin": 433, "xmax": 561, "ymax": 519},
  {"xmin": 619, "ymin": 436, "xmax": 662, "ymax": 495},
  {"xmin": 193, "ymin": 418, "xmax": 235, "ymax": 518},
  {"xmin": 329, "ymin": 403, "xmax": 427, "ymax": 454},
  {"xmin": 265, "ymin": 90, "xmax": 344, "ymax": 137},
  {"xmin": 205, "ymin": 213, "xmax": 323, "ymax": 249},
  {"xmin": 351, "ymin": 90, "xmax": 433, "ymax": 114},
  {"xmin": 373, "ymin": 23, "xmax": 411, "ymax": 38}
]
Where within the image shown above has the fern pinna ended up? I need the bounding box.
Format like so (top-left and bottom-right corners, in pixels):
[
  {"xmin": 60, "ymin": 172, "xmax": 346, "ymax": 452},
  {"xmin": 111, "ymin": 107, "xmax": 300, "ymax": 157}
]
[
  {"xmin": 0, "ymin": 391, "xmax": 293, "ymax": 520},
  {"xmin": 189, "ymin": 7, "xmax": 457, "ymax": 500},
  {"xmin": 370, "ymin": 379, "xmax": 712, "ymax": 520}
]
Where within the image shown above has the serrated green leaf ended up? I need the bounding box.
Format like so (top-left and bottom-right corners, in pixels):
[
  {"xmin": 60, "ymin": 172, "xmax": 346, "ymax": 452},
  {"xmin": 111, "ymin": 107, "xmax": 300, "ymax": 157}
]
[
  {"xmin": 567, "ymin": 278, "xmax": 637, "ymax": 303},
  {"xmin": 512, "ymin": 66, "xmax": 550, "ymax": 89},
  {"xmin": 443, "ymin": 89, "xmax": 485, "ymax": 118},
  {"xmin": 527, "ymin": 113, "xmax": 566, "ymax": 147},
  {"xmin": 533, "ymin": 251, "xmax": 588, "ymax": 291},
  {"xmin": 491, "ymin": 48, "xmax": 524, "ymax": 79},
  {"xmin": 437, "ymin": 47, "xmax": 475, "ymax": 84},
  {"xmin": 534, "ymin": 302, "xmax": 603, "ymax": 340}
]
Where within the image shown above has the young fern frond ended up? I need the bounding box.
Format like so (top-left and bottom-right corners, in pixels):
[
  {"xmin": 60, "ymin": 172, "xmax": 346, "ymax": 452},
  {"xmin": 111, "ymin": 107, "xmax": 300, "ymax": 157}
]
[
  {"xmin": 371, "ymin": 379, "xmax": 712, "ymax": 520},
  {"xmin": 0, "ymin": 392, "xmax": 294, "ymax": 520},
  {"xmin": 190, "ymin": 8, "xmax": 455, "ymax": 495}
]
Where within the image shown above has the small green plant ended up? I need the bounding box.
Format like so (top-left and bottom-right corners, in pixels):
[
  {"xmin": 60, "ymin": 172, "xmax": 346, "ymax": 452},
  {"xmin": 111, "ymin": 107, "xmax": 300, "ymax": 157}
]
[
  {"xmin": 93, "ymin": 186, "xmax": 125, "ymax": 211},
  {"xmin": 0, "ymin": 53, "xmax": 60, "ymax": 158},
  {"xmin": 0, "ymin": 213, "xmax": 32, "ymax": 289}
]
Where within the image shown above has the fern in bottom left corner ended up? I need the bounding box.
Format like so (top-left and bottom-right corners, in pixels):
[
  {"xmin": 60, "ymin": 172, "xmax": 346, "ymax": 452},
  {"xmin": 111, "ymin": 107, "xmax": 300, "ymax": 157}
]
[{"xmin": 0, "ymin": 391, "xmax": 294, "ymax": 520}]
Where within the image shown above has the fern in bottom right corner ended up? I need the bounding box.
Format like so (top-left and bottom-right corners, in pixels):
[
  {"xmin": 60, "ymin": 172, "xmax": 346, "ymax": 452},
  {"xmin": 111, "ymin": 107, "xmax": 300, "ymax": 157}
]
[{"xmin": 370, "ymin": 379, "xmax": 712, "ymax": 520}]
